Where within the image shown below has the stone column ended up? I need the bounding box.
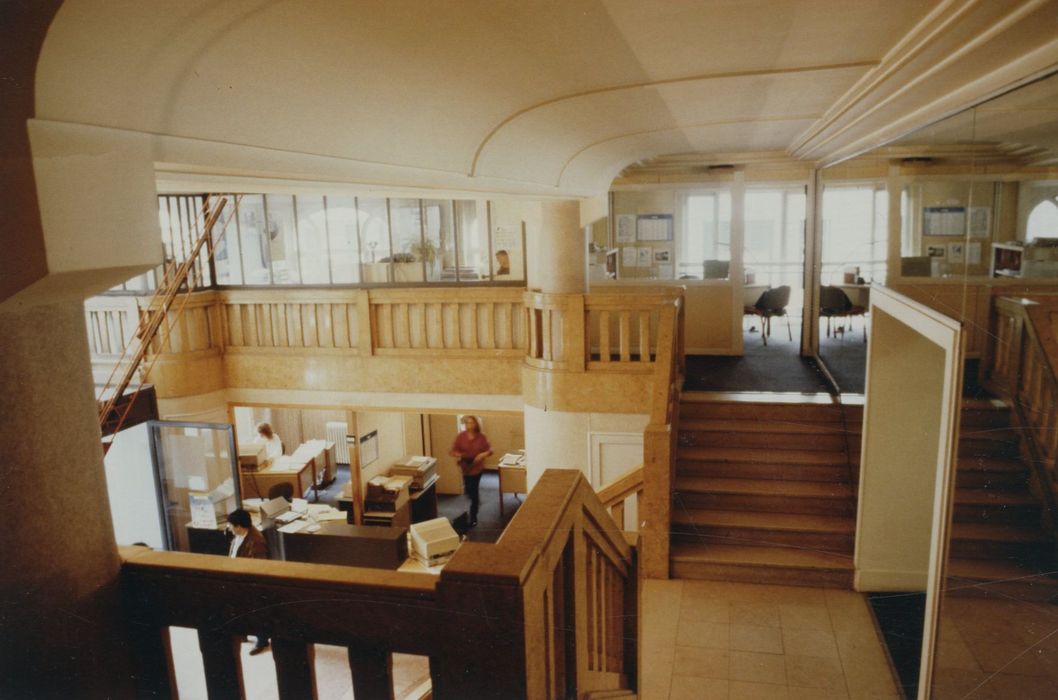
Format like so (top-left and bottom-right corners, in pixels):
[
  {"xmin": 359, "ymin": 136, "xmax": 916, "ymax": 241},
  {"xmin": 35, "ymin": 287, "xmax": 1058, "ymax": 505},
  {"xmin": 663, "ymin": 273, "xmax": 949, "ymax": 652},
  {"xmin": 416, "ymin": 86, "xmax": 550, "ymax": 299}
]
[
  {"xmin": 524, "ymin": 200, "xmax": 588, "ymax": 487},
  {"xmin": 535, "ymin": 200, "xmax": 586, "ymax": 294},
  {"xmin": 0, "ymin": 299, "xmax": 135, "ymax": 697}
]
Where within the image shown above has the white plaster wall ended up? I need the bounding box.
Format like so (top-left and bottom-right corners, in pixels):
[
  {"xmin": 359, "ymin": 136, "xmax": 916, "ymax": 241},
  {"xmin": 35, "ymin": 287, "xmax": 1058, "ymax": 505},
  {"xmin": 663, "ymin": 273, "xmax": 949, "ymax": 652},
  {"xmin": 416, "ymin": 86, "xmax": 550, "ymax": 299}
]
[
  {"xmin": 103, "ymin": 423, "xmax": 165, "ymax": 549},
  {"xmin": 27, "ymin": 120, "xmax": 161, "ymax": 298},
  {"xmin": 524, "ymin": 406, "xmax": 648, "ymax": 488}
]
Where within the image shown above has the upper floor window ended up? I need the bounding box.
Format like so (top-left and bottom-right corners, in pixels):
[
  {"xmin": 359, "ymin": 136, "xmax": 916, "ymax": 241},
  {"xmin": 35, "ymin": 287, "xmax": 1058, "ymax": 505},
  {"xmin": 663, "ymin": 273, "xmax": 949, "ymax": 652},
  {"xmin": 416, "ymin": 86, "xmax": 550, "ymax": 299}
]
[
  {"xmin": 1026, "ymin": 197, "xmax": 1058, "ymax": 243},
  {"xmin": 822, "ymin": 184, "xmax": 888, "ymax": 285}
]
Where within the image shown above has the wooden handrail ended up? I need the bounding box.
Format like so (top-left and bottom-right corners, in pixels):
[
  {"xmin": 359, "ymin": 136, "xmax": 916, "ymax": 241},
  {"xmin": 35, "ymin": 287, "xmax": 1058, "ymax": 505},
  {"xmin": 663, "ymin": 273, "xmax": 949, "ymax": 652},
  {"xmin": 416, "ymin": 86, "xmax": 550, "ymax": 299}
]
[
  {"xmin": 986, "ymin": 295, "xmax": 1058, "ymax": 551},
  {"xmin": 597, "ymin": 465, "xmax": 645, "ymax": 531},
  {"xmin": 120, "ymin": 469, "xmax": 637, "ymax": 699}
]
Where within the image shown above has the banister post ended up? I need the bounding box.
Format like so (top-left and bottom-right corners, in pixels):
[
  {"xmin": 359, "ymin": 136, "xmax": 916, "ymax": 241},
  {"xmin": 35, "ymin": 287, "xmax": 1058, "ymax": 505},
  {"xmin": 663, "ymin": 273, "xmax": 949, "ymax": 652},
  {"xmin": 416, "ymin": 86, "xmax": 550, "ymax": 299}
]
[
  {"xmin": 273, "ymin": 638, "xmax": 316, "ymax": 700},
  {"xmin": 348, "ymin": 645, "xmax": 393, "ymax": 700},
  {"xmin": 196, "ymin": 629, "xmax": 243, "ymax": 700}
]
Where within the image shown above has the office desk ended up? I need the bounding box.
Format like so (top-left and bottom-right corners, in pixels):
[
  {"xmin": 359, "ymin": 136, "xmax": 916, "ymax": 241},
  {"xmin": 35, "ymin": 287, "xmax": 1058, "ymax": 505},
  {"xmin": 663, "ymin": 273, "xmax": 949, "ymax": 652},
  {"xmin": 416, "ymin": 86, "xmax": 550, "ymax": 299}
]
[
  {"xmin": 278, "ymin": 521, "xmax": 408, "ymax": 569},
  {"xmin": 498, "ymin": 465, "xmax": 527, "ymax": 518},
  {"xmin": 838, "ymin": 284, "xmax": 870, "ymax": 308},
  {"xmin": 410, "ymin": 475, "xmax": 439, "ymax": 523},
  {"xmin": 240, "ymin": 455, "xmax": 314, "ymax": 500}
]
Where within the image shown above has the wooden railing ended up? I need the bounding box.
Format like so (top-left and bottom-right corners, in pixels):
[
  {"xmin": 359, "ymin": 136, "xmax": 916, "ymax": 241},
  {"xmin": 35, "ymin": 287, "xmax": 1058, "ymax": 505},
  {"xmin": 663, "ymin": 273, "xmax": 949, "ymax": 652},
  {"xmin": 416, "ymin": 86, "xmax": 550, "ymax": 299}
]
[
  {"xmin": 985, "ymin": 296, "xmax": 1058, "ymax": 536},
  {"xmin": 120, "ymin": 469, "xmax": 636, "ymax": 699},
  {"xmin": 369, "ymin": 287, "xmax": 525, "ymax": 356},
  {"xmin": 597, "ymin": 465, "xmax": 644, "ymax": 532},
  {"xmin": 524, "ymin": 288, "xmax": 684, "ymax": 373},
  {"xmin": 640, "ymin": 292, "xmax": 686, "ymax": 578}
]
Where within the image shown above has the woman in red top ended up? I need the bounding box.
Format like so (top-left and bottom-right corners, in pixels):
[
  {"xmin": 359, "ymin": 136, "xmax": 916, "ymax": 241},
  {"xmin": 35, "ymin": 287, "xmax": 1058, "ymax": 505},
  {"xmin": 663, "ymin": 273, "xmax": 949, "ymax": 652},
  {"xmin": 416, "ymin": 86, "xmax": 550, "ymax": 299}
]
[{"xmin": 449, "ymin": 415, "xmax": 492, "ymax": 527}]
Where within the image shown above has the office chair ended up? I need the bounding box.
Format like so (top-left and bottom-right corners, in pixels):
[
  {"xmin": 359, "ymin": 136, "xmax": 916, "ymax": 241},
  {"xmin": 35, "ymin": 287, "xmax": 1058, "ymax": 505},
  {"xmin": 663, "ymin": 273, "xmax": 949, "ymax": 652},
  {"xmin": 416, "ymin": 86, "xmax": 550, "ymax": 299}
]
[
  {"xmin": 749, "ymin": 285, "xmax": 791, "ymax": 346},
  {"xmin": 820, "ymin": 286, "xmax": 867, "ymax": 342},
  {"xmin": 267, "ymin": 482, "xmax": 295, "ymax": 502}
]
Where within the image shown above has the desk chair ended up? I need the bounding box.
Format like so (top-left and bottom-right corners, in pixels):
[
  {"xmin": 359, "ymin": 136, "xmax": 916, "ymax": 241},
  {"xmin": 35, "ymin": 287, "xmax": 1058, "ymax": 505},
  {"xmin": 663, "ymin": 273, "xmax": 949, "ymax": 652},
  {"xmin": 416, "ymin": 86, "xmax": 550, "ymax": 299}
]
[
  {"xmin": 748, "ymin": 285, "xmax": 792, "ymax": 346},
  {"xmin": 820, "ymin": 286, "xmax": 867, "ymax": 342},
  {"xmin": 743, "ymin": 288, "xmax": 767, "ymax": 334}
]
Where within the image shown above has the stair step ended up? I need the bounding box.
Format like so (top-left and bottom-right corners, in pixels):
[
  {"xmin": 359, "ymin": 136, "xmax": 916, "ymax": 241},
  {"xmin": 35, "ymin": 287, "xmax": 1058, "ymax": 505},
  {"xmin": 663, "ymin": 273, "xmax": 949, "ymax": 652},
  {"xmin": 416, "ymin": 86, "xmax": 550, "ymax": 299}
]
[
  {"xmin": 953, "ymin": 488, "xmax": 1040, "ymax": 525},
  {"xmin": 955, "ymin": 457, "xmax": 1029, "ymax": 489},
  {"xmin": 672, "ymin": 509, "xmax": 854, "ymax": 553},
  {"xmin": 676, "ymin": 459, "xmax": 847, "ymax": 483},
  {"xmin": 959, "ymin": 402, "xmax": 1012, "ymax": 428},
  {"xmin": 676, "ymin": 446, "xmax": 848, "ymax": 465},
  {"xmin": 679, "ymin": 401, "xmax": 848, "ymax": 423},
  {"xmin": 947, "ymin": 557, "xmax": 1058, "ymax": 601},
  {"xmin": 958, "ymin": 436, "xmax": 1020, "ymax": 459},
  {"xmin": 679, "ymin": 428, "xmax": 849, "ymax": 451},
  {"xmin": 675, "ymin": 477, "xmax": 855, "ymax": 516},
  {"xmin": 679, "ymin": 418, "xmax": 849, "ymax": 435},
  {"xmin": 670, "ymin": 543, "xmax": 853, "ymax": 588},
  {"xmin": 950, "ymin": 522, "xmax": 1051, "ymax": 560}
]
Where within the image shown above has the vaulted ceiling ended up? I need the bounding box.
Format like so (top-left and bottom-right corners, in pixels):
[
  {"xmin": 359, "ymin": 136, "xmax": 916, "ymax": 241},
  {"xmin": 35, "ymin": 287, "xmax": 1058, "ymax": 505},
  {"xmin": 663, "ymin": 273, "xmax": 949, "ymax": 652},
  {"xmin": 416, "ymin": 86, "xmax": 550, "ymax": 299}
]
[{"xmin": 34, "ymin": 0, "xmax": 1058, "ymax": 196}]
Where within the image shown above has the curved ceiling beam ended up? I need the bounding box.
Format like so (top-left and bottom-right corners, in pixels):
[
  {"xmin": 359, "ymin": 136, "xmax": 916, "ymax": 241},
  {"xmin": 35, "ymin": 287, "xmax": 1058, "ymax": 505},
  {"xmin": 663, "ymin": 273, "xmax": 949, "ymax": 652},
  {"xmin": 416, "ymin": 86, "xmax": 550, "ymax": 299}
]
[
  {"xmin": 468, "ymin": 61, "xmax": 877, "ymax": 177},
  {"xmin": 554, "ymin": 114, "xmax": 822, "ymax": 188}
]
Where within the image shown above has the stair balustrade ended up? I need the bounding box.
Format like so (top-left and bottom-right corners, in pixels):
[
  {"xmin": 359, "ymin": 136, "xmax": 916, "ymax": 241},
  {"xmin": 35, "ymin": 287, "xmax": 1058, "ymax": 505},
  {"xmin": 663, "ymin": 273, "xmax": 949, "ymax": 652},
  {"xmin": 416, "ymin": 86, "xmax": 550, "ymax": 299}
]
[
  {"xmin": 985, "ymin": 295, "xmax": 1058, "ymax": 542},
  {"xmin": 597, "ymin": 465, "xmax": 645, "ymax": 532},
  {"xmin": 120, "ymin": 469, "xmax": 637, "ymax": 699}
]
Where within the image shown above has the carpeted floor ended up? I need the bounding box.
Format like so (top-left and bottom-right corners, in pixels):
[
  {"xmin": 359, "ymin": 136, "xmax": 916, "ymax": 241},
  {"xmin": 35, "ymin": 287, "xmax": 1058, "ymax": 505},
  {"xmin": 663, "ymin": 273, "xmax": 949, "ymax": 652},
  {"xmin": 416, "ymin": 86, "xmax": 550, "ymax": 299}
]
[
  {"xmin": 685, "ymin": 320, "xmax": 833, "ymax": 394},
  {"xmin": 818, "ymin": 319, "xmax": 868, "ymax": 394},
  {"xmin": 868, "ymin": 591, "xmax": 926, "ymax": 699}
]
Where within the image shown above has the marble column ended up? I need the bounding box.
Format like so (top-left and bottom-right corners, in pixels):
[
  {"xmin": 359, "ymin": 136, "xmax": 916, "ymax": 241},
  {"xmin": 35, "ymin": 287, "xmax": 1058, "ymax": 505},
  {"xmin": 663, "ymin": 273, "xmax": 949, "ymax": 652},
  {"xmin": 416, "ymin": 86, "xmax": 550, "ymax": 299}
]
[
  {"xmin": 0, "ymin": 299, "xmax": 136, "ymax": 697},
  {"xmin": 524, "ymin": 200, "xmax": 589, "ymax": 487}
]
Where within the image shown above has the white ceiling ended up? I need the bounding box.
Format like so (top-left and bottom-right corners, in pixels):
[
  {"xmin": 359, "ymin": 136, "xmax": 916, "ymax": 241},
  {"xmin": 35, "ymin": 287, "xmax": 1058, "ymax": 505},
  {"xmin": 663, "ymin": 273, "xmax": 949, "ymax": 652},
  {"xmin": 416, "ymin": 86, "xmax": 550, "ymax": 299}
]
[{"xmin": 34, "ymin": 0, "xmax": 1058, "ymax": 196}]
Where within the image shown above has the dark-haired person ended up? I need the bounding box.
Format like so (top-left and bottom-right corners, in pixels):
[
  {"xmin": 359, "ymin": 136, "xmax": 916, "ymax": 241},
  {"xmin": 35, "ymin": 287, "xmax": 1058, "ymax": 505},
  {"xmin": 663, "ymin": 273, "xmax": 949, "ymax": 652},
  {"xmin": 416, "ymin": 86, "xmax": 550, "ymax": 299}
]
[
  {"xmin": 227, "ymin": 508, "xmax": 271, "ymax": 655},
  {"xmin": 448, "ymin": 415, "xmax": 492, "ymax": 527}
]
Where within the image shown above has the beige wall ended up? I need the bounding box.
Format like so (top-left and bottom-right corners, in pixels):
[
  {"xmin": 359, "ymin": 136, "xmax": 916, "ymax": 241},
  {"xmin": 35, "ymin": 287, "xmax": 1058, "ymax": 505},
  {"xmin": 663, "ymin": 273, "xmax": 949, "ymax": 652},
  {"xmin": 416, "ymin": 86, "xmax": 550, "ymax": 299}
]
[
  {"xmin": 354, "ymin": 410, "xmax": 408, "ymax": 486},
  {"xmin": 429, "ymin": 412, "xmax": 525, "ymax": 495}
]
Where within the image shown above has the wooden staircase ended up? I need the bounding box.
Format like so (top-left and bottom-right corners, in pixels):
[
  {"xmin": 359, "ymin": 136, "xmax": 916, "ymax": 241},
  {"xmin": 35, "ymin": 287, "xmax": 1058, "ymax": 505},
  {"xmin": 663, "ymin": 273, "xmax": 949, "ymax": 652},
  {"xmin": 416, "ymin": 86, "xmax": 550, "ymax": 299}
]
[
  {"xmin": 670, "ymin": 395, "xmax": 1058, "ymax": 596},
  {"xmin": 948, "ymin": 400, "xmax": 1058, "ymax": 600},
  {"xmin": 670, "ymin": 397, "xmax": 860, "ymax": 587}
]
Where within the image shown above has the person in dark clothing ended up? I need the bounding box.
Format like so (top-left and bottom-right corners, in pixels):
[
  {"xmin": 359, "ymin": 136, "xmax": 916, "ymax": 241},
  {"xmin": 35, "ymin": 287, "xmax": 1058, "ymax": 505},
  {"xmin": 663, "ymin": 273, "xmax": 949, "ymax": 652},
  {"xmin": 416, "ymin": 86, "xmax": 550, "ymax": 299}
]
[
  {"xmin": 227, "ymin": 508, "xmax": 270, "ymax": 655},
  {"xmin": 448, "ymin": 415, "xmax": 492, "ymax": 527}
]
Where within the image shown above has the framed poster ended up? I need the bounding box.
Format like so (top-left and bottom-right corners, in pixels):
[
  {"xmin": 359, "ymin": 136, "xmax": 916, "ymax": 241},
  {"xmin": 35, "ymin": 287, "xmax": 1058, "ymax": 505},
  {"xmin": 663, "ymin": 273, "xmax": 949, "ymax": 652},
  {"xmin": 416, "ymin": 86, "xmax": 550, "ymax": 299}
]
[
  {"xmin": 636, "ymin": 214, "xmax": 673, "ymax": 241},
  {"xmin": 359, "ymin": 430, "xmax": 379, "ymax": 467},
  {"xmin": 948, "ymin": 242, "xmax": 965, "ymax": 263},
  {"xmin": 922, "ymin": 207, "xmax": 966, "ymax": 236},
  {"xmin": 615, "ymin": 214, "xmax": 637, "ymax": 243},
  {"xmin": 927, "ymin": 245, "xmax": 946, "ymax": 258},
  {"xmin": 969, "ymin": 207, "xmax": 992, "ymax": 238}
]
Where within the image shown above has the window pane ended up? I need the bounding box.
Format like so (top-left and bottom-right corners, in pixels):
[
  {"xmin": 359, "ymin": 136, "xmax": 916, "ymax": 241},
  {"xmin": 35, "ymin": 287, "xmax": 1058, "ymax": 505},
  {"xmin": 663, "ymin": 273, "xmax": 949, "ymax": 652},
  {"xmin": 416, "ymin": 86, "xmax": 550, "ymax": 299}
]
[
  {"xmin": 822, "ymin": 186, "xmax": 885, "ymax": 284},
  {"xmin": 212, "ymin": 196, "xmax": 242, "ymax": 285},
  {"xmin": 389, "ymin": 198, "xmax": 424, "ymax": 283},
  {"xmin": 488, "ymin": 203, "xmax": 523, "ymax": 281},
  {"xmin": 422, "ymin": 199, "xmax": 452, "ymax": 282},
  {"xmin": 238, "ymin": 195, "xmax": 270, "ymax": 285},
  {"xmin": 296, "ymin": 195, "xmax": 329, "ymax": 284},
  {"xmin": 327, "ymin": 196, "xmax": 360, "ymax": 284},
  {"xmin": 680, "ymin": 190, "xmax": 731, "ymax": 279},
  {"xmin": 358, "ymin": 197, "xmax": 391, "ymax": 283},
  {"xmin": 453, "ymin": 200, "xmax": 486, "ymax": 281},
  {"xmin": 264, "ymin": 194, "xmax": 300, "ymax": 284}
]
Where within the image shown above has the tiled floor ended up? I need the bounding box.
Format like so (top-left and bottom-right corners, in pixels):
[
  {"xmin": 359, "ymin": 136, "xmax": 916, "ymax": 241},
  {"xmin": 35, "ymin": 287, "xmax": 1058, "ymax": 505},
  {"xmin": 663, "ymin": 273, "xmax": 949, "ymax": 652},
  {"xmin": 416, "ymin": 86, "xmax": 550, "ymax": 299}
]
[
  {"xmin": 642, "ymin": 579, "xmax": 901, "ymax": 699},
  {"xmin": 931, "ymin": 595, "xmax": 1058, "ymax": 699}
]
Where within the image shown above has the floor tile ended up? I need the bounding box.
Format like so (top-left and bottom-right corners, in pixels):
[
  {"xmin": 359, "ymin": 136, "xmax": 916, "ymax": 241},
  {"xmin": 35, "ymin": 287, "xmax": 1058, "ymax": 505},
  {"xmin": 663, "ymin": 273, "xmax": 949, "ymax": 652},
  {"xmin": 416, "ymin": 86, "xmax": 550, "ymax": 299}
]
[
  {"xmin": 788, "ymin": 685, "xmax": 849, "ymax": 699},
  {"xmin": 731, "ymin": 624, "xmax": 784, "ymax": 654},
  {"xmin": 670, "ymin": 675, "xmax": 727, "ymax": 700},
  {"xmin": 784, "ymin": 654, "xmax": 845, "ymax": 689},
  {"xmin": 729, "ymin": 650, "xmax": 786, "ymax": 685},
  {"xmin": 681, "ymin": 598, "xmax": 731, "ymax": 624},
  {"xmin": 673, "ymin": 646, "xmax": 729, "ymax": 680},
  {"xmin": 731, "ymin": 603, "xmax": 781, "ymax": 628},
  {"xmin": 779, "ymin": 603, "xmax": 832, "ymax": 631},
  {"xmin": 677, "ymin": 619, "xmax": 730, "ymax": 649},
  {"xmin": 728, "ymin": 680, "xmax": 789, "ymax": 699},
  {"xmin": 782, "ymin": 627, "xmax": 839, "ymax": 659}
]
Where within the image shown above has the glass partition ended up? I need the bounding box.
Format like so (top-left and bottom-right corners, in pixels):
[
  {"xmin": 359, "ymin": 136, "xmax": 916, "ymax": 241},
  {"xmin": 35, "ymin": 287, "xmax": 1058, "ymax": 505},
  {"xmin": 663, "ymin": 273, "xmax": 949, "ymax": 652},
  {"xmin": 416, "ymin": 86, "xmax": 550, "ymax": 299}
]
[
  {"xmin": 818, "ymin": 68, "xmax": 1058, "ymax": 697},
  {"xmin": 148, "ymin": 421, "xmax": 240, "ymax": 553},
  {"xmin": 326, "ymin": 195, "xmax": 360, "ymax": 283},
  {"xmin": 264, "ymin": 194, "xmax": 300, "ymax": 284},
  {"xmin": 296, "ymin": 195, "xmax": 330, "ymax": 285}
]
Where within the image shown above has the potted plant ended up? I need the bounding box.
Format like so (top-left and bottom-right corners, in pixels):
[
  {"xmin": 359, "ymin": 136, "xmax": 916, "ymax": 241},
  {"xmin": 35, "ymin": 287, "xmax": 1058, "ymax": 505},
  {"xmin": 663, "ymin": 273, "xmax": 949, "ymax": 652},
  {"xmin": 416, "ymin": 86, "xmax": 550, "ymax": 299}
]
[{"xmin": 390, "ymin": 251, "xmax": 424, "ymax": 283}]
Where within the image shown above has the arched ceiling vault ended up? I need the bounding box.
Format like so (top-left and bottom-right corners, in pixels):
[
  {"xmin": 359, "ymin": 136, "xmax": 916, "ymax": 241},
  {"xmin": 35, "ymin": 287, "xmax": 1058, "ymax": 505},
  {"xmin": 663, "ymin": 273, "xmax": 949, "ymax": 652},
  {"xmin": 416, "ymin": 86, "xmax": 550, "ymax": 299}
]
[{"xmin": 35, "ymin": 0, "xmax": 1058, "ymax": 197}]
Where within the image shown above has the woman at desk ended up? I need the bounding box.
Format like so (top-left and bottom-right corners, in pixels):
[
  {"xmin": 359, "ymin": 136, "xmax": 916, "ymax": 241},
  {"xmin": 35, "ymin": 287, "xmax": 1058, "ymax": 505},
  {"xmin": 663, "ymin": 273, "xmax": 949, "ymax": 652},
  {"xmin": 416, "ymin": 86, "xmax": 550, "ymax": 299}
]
[
  {"xmin": 254, "ymin": 422, "xmax": 283, "ymax": 460},
  {"xmin": 449, "ymin": 415, "xmax": 492, "ymax": 528}
]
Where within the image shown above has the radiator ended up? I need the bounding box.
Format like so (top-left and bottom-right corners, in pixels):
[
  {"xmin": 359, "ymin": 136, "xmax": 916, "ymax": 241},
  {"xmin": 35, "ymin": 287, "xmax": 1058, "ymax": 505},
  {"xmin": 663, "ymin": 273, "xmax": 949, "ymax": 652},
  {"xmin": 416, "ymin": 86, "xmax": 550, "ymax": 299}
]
[{"xmin": 326, "ymin": 421, "xmax": 350, "ymax": 465}]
